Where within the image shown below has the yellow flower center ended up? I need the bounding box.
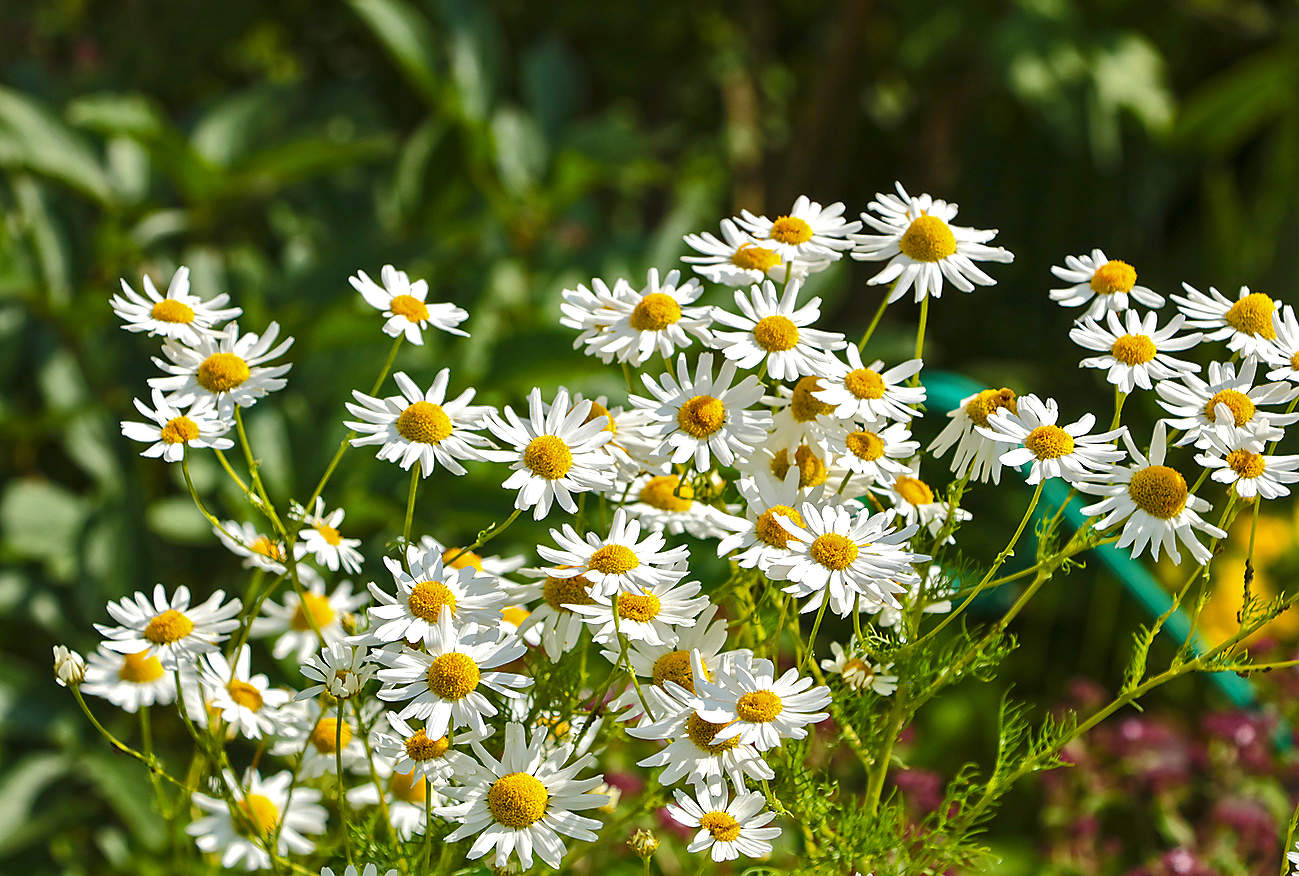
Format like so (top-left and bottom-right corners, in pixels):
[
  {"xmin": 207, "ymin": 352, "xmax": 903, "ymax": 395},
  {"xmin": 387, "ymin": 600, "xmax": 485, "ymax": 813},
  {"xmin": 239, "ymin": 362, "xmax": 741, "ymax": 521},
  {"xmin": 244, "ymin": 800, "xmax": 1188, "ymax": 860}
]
[
  {"xmin": 617, "ymin": 592, "xmax": 662, "ymax": 623},
  {"xmin": 442, "ymin": 548, "xmax": 483, "ymax": 571},
  {"xmin": 196, "ymin": 352, "xmax": 251, "ymax": 393},
  {"xmin": 150, "ymin": 299, "xmax": 195, "ymax": 323},
  {"xmin": 735, "ymin": 689, "xmax": 784, "ymax": 723},
  {"xmin": 313, "ymin": 523, "xmax": 342, "ymax": 546},
  {"xmin": 842, "ymin": 658, "xmax": 870, "ymax": 677},
  {"xmin": 1227, "ymin": 449, "xmax": 1266, "ymax": 479},
  {"xmin": 964, "ymin": 388, "xmax": 1018, "ymax": 427},
  {"xmin": 1204, "ymin": 389, "xmax": 1255, "ymax": 427},
  {"xmin": 236, "ymin": 794, "xmax": 279, "ymax": 837},
  {"xmin": 582, "ymin": 400, "xmax": 617, "ymax": 434},
  {"xmin": 388, "ymin": 770, "xmax": 427, "ymax": 804},
  {"xmin": 404, "ymin": 729, "xmax": 450, "ymax": 761},
  {"xmin": 769, "ymin": 215, "xmax": 814, "ymax": 245},
  {"xmin": 685, "ymin": 713, "xmax": 741, "ymax": 754},
  {"xmin": 731, "ymin": 243, "xmax": 780, "ymax": 272},
  {"xmin": 1024, "ymin": 425, "xmax": 1075, "ymax": 460},
  {"xmin": 589, "ymin": 544, "xmax": 640, "ymax": 575},
  {"xmin": 1110, "ymin": 334, "xmax": 1157, "ymax": 366},
  {"xmin": 755, "ymin": 504, "xmax": 805, "ymax": 548},
  {"xmin": 487, "ymin": 772, "xmax": 549, "ymax": 828},
  {"xmin": 699, "ymin": 810, "xmax": 742, "ymax": 842},
  {"xmin": 899, "ymin": 214, "xmax": 957, "ymax": 262},
  {"xmin": 677, "ymin": 395, "xmax": 726, "ymax": 438},
  {"xmin": 843, "ymin": 368, "xmax": 886, "ymax": 400},
  {"xmin": 143, "ymin": 609, "xmax": 194, "ymax": 645},
  {"xmin": 629, "ymin": 292, "xmax": 683, "ymax": 332},
  {"xmin": 227, "ymin": 680, "xmax": 264, "ymax": 711},
  {"xmin": 845, "ymin": 430, "xmax": 885, "ymax": 461},
  {"xmin": 790, "ymin": 376, "xmax": 833, "ymax": 421},
  {"xmin": 1290, "ymin": 351, "xmax": 1299, "ymax": 372},
  {"xmin": 310, "ymin": 717, "xmax": 353, "ymax": 754},
  {"xmin": 771, "ymin": 445, "xmax": 828, "ymax": 488},
  {"xmin": 117, "ymin": 650, "xmax": 165, "ymax": 683},
  {"xmin": 1224, "ymin": 292, "xmax": 1277, "ymax": 339},
  {"xmin": 638, "ymin": 475, "xmax": 693, "ymax": 512},
  {"xmin": 290, "ymin": 591, "xmax": 336, "ymax": 631},
  {"xmin": 752, "ymin": 315, "xmax": 800, "ymax": 352},
  {"xmin": 894, "ymin": 475, "xmax": 935, "ymax": 506},
  {"xmin": 160, "ymin": 416, "xmax": 200, "ymax": 445},
  {"xmin": 250, "ymin": 535, "xmax": 285, "ymax": 562},
  {"xmin": 396, "ymin": 401, "xmax": 453, "ymax": 444},
  {"xmin": 1126, "ymin": 465, "xmax": 1188, "ymax": 519},
  {"xmin": 652, "ymin": 649, "xmax": 705, "ymax": 692},
  {"xmin": 523, "ymin": 435, "xmax": 574, "ymax": 479},
  {"xmin": 408, "ymin": 580, "xmax": 458, "ymax": 622},
  {"xmin": 809, "ymin": 533, "xmax": 859, "ymax": 570},
  {"xmin": 501, "ymin": 605, "xmax": 530, "ymax": 627},
  {"xmin": 426, "ymin": 652, "xmax": 480, "ymax": 700},
  {"xmin": 389, "ymin": 294, "xmax": 430, "ymax": 322},
  {"xmin": 1089, "ymin": 260, "xmax": 1137, "ymax": 295},
  {"xmin": 543, "ymin": 575, "xmax": 595, "ymax": 612}
]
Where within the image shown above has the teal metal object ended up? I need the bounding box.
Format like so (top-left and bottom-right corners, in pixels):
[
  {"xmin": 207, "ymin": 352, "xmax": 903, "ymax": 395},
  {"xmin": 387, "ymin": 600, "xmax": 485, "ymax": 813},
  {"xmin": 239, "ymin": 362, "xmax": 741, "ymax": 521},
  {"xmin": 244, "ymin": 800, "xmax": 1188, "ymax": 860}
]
[{"xmin": 925, "ymin": 371, "xmax": 1258, "ymax": 709}]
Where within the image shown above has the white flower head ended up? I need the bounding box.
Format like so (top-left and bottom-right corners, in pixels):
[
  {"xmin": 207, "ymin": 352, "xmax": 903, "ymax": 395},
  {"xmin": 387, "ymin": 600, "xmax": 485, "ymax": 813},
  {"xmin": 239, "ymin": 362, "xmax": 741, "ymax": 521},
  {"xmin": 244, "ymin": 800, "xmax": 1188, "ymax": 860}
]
[
  {"xmin": 734, "ymin": 195, "xmax": 860, "ymax": 265},
  {"xmin": 619, "ymin": 472, "xmax": 740, "ymax": 540},
  {"xmin": 875, "ymin": 461, "xmax": 971, "ymax": 540},
  {"xmin": 683, "ymin": 218, "xmax": 827, "ymax": 286},
  {"xmin": 80, "ymin": 646, "xmax": 177, "ymax": 712},
  {"xmin": 978, "ymin": 394, "xmax": 1124, "ymax": 486},
  {"xmin": 187, "ymin": 769, "xmax": 326, "ymax": 870},
  {"xmin": 95, "ymin": 585, "xmax": 241, "ymax": 670},
  {"xmin": 715, "ymin": 468, "xmax": 842, "ymax": 570},
  {"xmin": 215, "ymin": 520, "xmax": 289, "ymax": 574},
  {"xmin": 350, "ymin": 264, "xmax": 468, "ymax": 343},
  {"xmin": 366, "ymin": 549, "xmax": 509, "ymax": 644},
  {"xmin": 120, "ymin": 389, "xmax": 233, "ymax": 462},
  {"xmin": 537, "ymin": 507, "xmax": 690, "ymax": 597},
  {"xmin": 665, "ymin": 784, "xmax": 781, "ymax": 864},
  {"xmin": 513, "ymin": 568, "xmax": 599, "ymax": 662},
  {"xmin": 1195, "ymin": 417, "xmax": 1299, "ymax": 501},
  {"xmin": 1155, "ymin": 358, "xmax": 1299, "ymax": 447},
  {"xmin": 821, "ymin": 642, "xmax": 898, "ymax": 695},
  {"xmin": 568, "ymin": 268, "xmax": 714, "ymax": 366},
  {"xmin": 149, "ymin": 321, "xmax": 293, "ymax": 416},
  {"xmin": 297, "ymin": 641, "xmax": 376, "ymax": 701},
  {"xmin": 1049, "ymin": 249, "xmax": 1163, "ymax": 318},
  {"xmin": 814, "ymin": 349, "xmax": 925, "ymax": 424},
  {"xmin": 929, "ymin": 387, "xmax": 1020, "ymax": 485},
  {"xmin": 111, "ymin": 266, "xmax": 241, "ymax": 344},
  {"xmin": 833, "ymin": 420, "xmax": 920, "ymax": 484},
  {"xmin": 200, "ymin": 646, "xmax": 291, "ymax": 740},
  {"xmin": 1070, "ymin": 310, "xmax": 1202, "ymax": 394},
  {"xmin": 710, "ymin": 279, "xmax": 846, "ymax": 381},
  {"xmin": 567, "ymin": 578, "xmax": 711, "ymax": 648},
  {"xmin": 695, "ymin": 652, "xmax": 831, "ymax": 751},
  {"xmin": 290, "ymin": 497, "xmax": 364, "ymax": 573},
  {"xmin": 52, "ymin": 645, "xmax": 86, "ymax": 687},
  {"xmin": 371, "ymin": 711, "xmax": 462, "ymax": 783},
  {"xmin": 1172, "ymin": 283, "xmax": 1280, "ymax": 360},
  {"xmin": 250, "ymin": 579, "xmax": 365, "ymax": 663}
]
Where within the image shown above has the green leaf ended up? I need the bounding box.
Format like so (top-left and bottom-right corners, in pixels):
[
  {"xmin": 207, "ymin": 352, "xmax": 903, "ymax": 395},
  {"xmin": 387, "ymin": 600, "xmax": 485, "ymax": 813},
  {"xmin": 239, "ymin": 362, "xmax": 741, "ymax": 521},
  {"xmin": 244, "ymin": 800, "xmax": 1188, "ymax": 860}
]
[
  {"xmin": 349, "ymin": 0, "xmax": 442, "ymax": 104},
  {"xmin": 491, "ymin": 107, "xmax": 545, "ymax": 193},
  {"xmin": 0, "ymin": 754, "xmax": 67, "ymax": 854},
  {"xmin": 66, "ymin": 92, "xmax": 166, "ymax": 140},
  {"xmin": 0, "ymin": 479, "xmax": 89, "ymax": 580},
  {"xmin": 0, "ymin": 87, "xmax": 113, "ymax": 204},
  {"xmin": 191, "ymin": 87, "xmax": 283, "ymax": 168},
  {"xmin": 1175, "ymin": 49, "xmax": 1298, "ymax": 155}
]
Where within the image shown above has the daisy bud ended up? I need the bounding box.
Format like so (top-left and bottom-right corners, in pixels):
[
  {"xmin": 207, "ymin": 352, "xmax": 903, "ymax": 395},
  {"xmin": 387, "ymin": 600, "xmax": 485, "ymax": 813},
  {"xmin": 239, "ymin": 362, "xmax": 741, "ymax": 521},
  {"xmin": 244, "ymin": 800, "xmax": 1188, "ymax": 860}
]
[
  {"xmin": 627, "ymin": 827, "xmax": 659, "ymax": 859},
  {"xmin": 53, "ymin": 645, "xmax": 86, "ymax": 687}
]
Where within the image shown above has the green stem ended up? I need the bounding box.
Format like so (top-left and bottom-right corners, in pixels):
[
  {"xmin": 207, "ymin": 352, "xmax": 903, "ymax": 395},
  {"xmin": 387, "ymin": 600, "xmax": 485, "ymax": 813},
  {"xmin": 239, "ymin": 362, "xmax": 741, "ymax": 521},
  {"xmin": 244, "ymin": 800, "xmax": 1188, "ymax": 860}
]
[
  {"xmin": 857, "ymin": 290, "xmax": 891, "ymax": 352},
  {"xmin": 445, "ymin": 508, "xmax": 523, "ymax": 567},
  {"xmin": 1109, "ymin": 388, "xmax": 1127, "ymax": 431},
  {"xmin": 402, "ymin": 464, "xmax": 421, "ymax": 567},
  {"xmin": 912, "ymin": 295, "xmax": 930, "ymax": 365},
  {"xmin": 801, "ymin": 598, "xmax": 830, "ymax": 672},
  {"xmin": 336, "ymin": 713, "xmax": 352, "ymax": 867}
]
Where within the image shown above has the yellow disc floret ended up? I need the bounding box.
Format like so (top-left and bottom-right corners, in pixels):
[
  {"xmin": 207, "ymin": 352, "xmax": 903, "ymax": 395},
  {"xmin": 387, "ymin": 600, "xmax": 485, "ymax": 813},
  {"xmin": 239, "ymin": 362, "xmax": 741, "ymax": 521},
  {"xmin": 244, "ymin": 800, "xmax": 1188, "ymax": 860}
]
[
  {"xmin": 652, "ymin": 649, "xmax": 699, "ymax": 692},
  {"xmin": 487, "ymin": 772, "xmax": 549, "ymax": 828},
  {"xmin": 408, "ymin": 580, "xmax": 458, "ymax": 622},
  {"xmin": 389, "ymin": 294, "xmax": 430, "ymax": 322},
  {"xmin": 638, "ymin": 475, "xmax": 693, "ymax": 512},
  {"xmin": 523, "ymin": 435, "xmax": 574, "ymax": 479},
  {"xmin": 1024, "ymin": 425, "xmax": 1075, "ymax": 460},
  {"xmin": 1089, "ymin": 260, "xmax": 1138, "ymax": 295},
  {"xmin": 790, "ymin": 376, "xmax": 833, "ymax": 421},
  {"xmin": 404, "ymin": 729, "xmax": 450, "ymax": 761},
  {"xmin": 290, "ymin": 591, "xmax": 336, "ymax": 631},
  {"xmin": 617, "ymin": 592, "xmax": 661, "ymax": 623},
  {"xmin": 389, "ymin": 770, "xmax": 427, "ymax": 804},
  {"xmin": 1227, "ymin": 449, "xmax": 1266, "ymax": 479},
  {"xmin": 396, "ymin": 401, "xmax": 453, "ymax": 444},
  {"xmin": 699, "ymin": 810, "xmax": 742, "ymax": 842},
  {"xmin": 250, "ymin": 535, "xmax": 286, "ymax": 562},
  {"xmin": 310, "ymin": 717, "xmax": 353, "ymax": 754},
  {"xmin": 809, "ymin": 533, "xmax": 859, "ymax": 570},
  {"xmin": 236, "ymin": 794, "xmax": 279, "ymax": 836},
  {"xmin": 314, "ymin": 523, "xmax": 342, "ymax": 546},
  {"xmin": 1110, "ymin": 334, "xmax": 1157, "ymax": 365},
  {"xmin": 1204, "ymin": 389, "xmax": 1255, "ymax": 427},
  {"xmin": 196, "ymin": 352, "xmax": 251, "ymax": 393},
  {"xmin": 543, "ymin": 574, "xmax": 595, "ymax": 611},
  {"xmin": 1225, "ymin": 292, "xmax": 1277, "ymax": 339},
  {"xmin": 964, "ymin": 388, "xmax": 1018, "ymax": 427},
  {"xmin": 845, "ymin": 430, "xmax": 885, "ymax": 461},
  {"xmin": 160, "ymin": 416, "xmax": 200, "ymax": 445},
  {"xmin": 589, "ymin": 544, "xmax": 640, "ymax": 575},
  {"xmin": 843, "ymin": 368, "xmax": 886, "ymax": 400},
  {"xmin": 899, "ymin": 215, "xmax": 957, "ymax": 262},
  {"xmin": 735, "ymin": 689, "xmax": 784, "ymax": 723},
  {"xmin": 582, "ymin": 400, "xmax": 617, "ymax": 433},
  {"xmin": 150, "ymin": 299, "xmax": 195, "ymax": 324},
  {"xmin": 754, "ymin": 504, "xmax": 805, "ymax": 548},
  {"xmin": 227, "ymin": 680, "xmax": 264, "ymax": 711},
  {"xmin": 685, "ymin": 713, "xmax": 741, "ymax": 754},
  {"xmin": 1127, "ymin": 465, "xmax": 1188, "ymax": 519},
  {"xmin": 629, "ymin": 293, "xmax": 683, "ymax": 332},
  {"xmin": 117, "ymin": 650, "xmax": 165, "ymax": 683},
  {"xmin": 144, "ymin": 609, "xmax": 194, "ymax": 645},
  {"xmin": 443, "ymin": 548, "xmax": 483, "ymax": 571},
  {"xmin": 769, "ymin": 215, "xmax": 813, "ymax": 245},
  {"xmin": 677, "ymin": 395, "xmax": 726, "ymax": 438},
  {"xmin": 768, "ymin": 444, "xmax": 828, "ymax": 488},
  {"xmin": 752, "ymin": 315, "xmax": 800, "ymax": 352},
  {"xmin": 731, "ymin": 243, "xmax": 780, "ymax": 272},
  {"xmin": 426, "ymin": 652, "xmax": 481, "ymax": 700},
  {"xmin": 894, "ymin": 475, "xmax": 935, "ymax": 506}
]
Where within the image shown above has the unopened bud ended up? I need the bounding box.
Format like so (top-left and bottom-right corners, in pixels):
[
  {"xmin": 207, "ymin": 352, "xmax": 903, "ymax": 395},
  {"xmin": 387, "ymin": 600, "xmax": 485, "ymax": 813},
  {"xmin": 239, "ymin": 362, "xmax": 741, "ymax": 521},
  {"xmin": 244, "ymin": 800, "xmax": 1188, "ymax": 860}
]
[
  {"xmin": 627, "ymin": 827, "xmax": 659, "ymax": 859},
  {"xmin": 53, "ymin": 645, "xmax": 86, "ymax": 687}
]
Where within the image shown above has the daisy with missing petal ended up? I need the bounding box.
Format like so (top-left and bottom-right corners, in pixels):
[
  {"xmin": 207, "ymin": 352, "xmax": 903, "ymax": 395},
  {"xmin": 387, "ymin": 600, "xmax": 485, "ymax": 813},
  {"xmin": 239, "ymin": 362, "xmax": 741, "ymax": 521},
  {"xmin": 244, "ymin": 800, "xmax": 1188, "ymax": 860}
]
[
  {"xmin": 1069, "ymin": 311, "xmax": 1202, "ymax": 394},
  {"xmin": 111, "ymin": 266, "xmax": 241, "ymax": 344},
  {"xmin": 120, "ymin": 389, "xmax": 233, "ymax": 462},
  {"xmin": 666, "ymin": 785, "xmax": 781, "ymax": 863},
  {"xmin": 346, "ymin": 370, "xmax": 492, "ymax": 478},
  {"xmin": 851, "ymin": 182, "xmax": 1014, "ymax": 303},
  {"xmin": 631, "ymin": 352, "xmax": 771, "ymax": 472},
  {"xmin": 1078, "ymin": 423, "xmax": 1226, "ymax": 564},
  {"xmin": 620, "ymin": 472, "xmax": 739, "ymax": 540},
  {"xmin": 251, "ymin": 579, "xmax": 364, "ymax": 663},
  {"xmin": 187, "ymin": 769, "xmax": 326, "ymax": 871},
  {"xmin": 710, "ymin": 279, "xmax": 845, "ymax": 381},
  {"xmin": 874, "ymin": 461, "xmax": 970, "ymax": 540},
  {"xmin": 821, "ymin": 642, "xmax": 899, "ymax": 695},
  {"xmin": 567, "ymin": 579, "xmax": 710, "ymax": 648},
  {"xmin": 96, "ymin": 585, "xmax": 240, "ymax": 670},
  {"xmin": 216, "ymin": 520, "xmax": 289, "ymax": 574},
  {"xmin": 150, "ymin": 321, "xmax": 292, "ymax": 415},
  {"xmin": 766, "ymin": 503, "xmax": 925, "ymax": 617},
  {"xmin": 1195, "ymin": 419, "xmax": 1299, "ymax": 500},
  {"xmin": 513, "ymin": 570, "xmax": 597, "ymax": 662},
  {"xmin": 81, "ymin": 646, "xmax": 176, "ymax": 713},
  {"xmin": 1049, "ymin": 249, "xmax": 1163, "ymax": 318},
  {"xmin": 436, "ymin": 722, "xmax": 607, "ymax": 872},
  {"xmin": 376, "ymin": 614, "xmax": 529, "ymax": 740},
  {"xmin": 834, "ymin": 420, "xmax": 919, "ymax": 484},
  {"xmin": 367, "ymin": 551, "xmax": 508, "ymax": 644},
  {"xmin": 538, "ymin": 508, "xmax": 689, "ymax": 597},
  {"xmin": 695, "ymin": 653, "xmax": 831, "ymax": 752},
  {"xmin": 735, "ymin": 195, "xmax": 860, "ymax": 265},
  {"xmin": 978, "ymin": 394, "xmax": 1124, "ymax": 486},
  {"xmin": 350, "ymin": 264, "xmax": 468, "ymax": 343},
  {"xmin": 200, "ymin": 646, "xmax": 291, "ymax": 740},
  {"xmin": 297, "ymin": 641, "xmax": 376, "ymax": 701},
  {"xmin": 683, "ymin": 218, "xmax": 822, "ymax": 286},
  {"xmin": 929, "ymin": 387, "xmax": 1019, "ymax": 484},
  {"xmin": 372, "ymin": 712, "xmax": 461, "ymax": 783},
  {"xmin": 1172, "ymin": 284, "xmax": 1280, "ymax": 360},
  {"xmin": 1155, "ymin": 358, "xmax": 1299, "ymax": 447},
  {"xmin": 579, "ymin": 268, "xmax": 715, "ymax": 367},
  {"xmin": 289, "ymin": 497, "xmax": 363, "ymax": 573},
  {"xmin": 814, "ymin": 349, "xmax": 925, "ymax": 424},
  {"xmin": 1259, "ymin": 304, "xmax": 1299, "ymax": 383},
  {"xmin": 482, "ymin": 388, "xmax": 614, "ymax": 521}
]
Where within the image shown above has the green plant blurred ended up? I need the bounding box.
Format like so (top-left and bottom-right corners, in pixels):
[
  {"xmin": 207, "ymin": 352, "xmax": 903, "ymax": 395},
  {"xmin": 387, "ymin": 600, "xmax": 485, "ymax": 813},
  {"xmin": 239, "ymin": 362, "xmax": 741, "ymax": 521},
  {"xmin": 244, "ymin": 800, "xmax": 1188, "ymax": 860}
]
[{"xmin": 4, "ymin": 1, "xmax": 1299, "ymax": 873}]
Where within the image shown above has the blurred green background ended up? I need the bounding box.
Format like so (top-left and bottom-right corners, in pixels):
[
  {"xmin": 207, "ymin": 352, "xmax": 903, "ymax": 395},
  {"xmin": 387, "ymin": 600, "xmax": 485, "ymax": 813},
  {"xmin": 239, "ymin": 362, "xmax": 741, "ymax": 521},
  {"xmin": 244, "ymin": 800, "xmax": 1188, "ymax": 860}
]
[{"xmin": 5, "ymin": 0, "xmax": 1299, "ymax": 873}]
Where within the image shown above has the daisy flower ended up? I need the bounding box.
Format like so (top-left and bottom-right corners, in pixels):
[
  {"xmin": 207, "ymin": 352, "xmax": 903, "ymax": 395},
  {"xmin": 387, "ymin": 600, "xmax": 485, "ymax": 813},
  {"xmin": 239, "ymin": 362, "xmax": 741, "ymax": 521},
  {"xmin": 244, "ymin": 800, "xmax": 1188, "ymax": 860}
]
[
  {"xmin": 1195, "ymin": 419, "xmax": 1299, "ymax": 500},
  {"xmin": 1259, "ymin": 304, "xmax": 1299, "ymax": 383},
  {"xmin": 683, "ymin": 218, "xmax": 824, "ymax": 286},
  {"xmin": 834, "ymin": 420, "xmax": 920, "ymax": 483},
  {"xmin": 297, "ymin": 641, "xmax": 376, "ymax": 701},
  {"xmin": 695, "ymin": 653, "xmax": 831, "ymax": 752},
  {"xmin": 734, "ymin": 195, "xmax": 860, "ymax": 265},
  {"xmin": 345, "ymin": 370, "xmax": 492, "ymax": 478},
  {"xmin": 538, "ymin": 507, "xmax": 689, "ymax": 597},
  {"xmin": 372, "ymin": 712, "xmax": 461, "ymax": 783},
  {"xmin": 631, "ymin": 352, "xmax": 771, "ymax": 472},
  {"xmin": 665, "ymin": 785, "xmax": 781, "ymax": 863},
  {"xmin": 875, "ymin": 461, "xmax": 970, "ymax": 539},
  {"xmin": 366, "ymin": 551, "xmax": 509, "ymax": 644},
  {"xmin": 417, "ymin": 534, "xmax": 527, "ymax": 584},
  {"xmin": 481, "ymin": 388, "xmax": 615, "ymax": 520},
  {"xmin": 215, "ymin": 520, "xmax": 289, "ymax": 574},
  {"xmin": 1069, "ymin": 310, "xmax": 1202, "ymax": 394},
  {"xmin": 1172, "ymin": 284, "xmax": 1280, "ymax": 360},
  {"xmin": 96, "ymin": 585, "xmax": 240, "ymax": 670},
  {"xmin": 80, "ymin": 646, "xmax": 176, "ymax": 712},
  {"xmin": 978, "ymin": 394, "xmax": 1124, "ymax": 486},
  {"xmin": 929, "ymin": 387, "xmax": 1020, "ymax": 484},
  {"xmin": 614, "ymin": 604, "xmax": 731, "ymax": 700},
  {"xmin": 1049, "ymin": 249, "xmax": 1163, "ymax": 318},
  {"xmin": 576, "ymin": 268, "xmax": 715, "ymax": 366},
  {"xmin": 250, "ymin": 579, "xmax": 365, "ymax": 663},
  {"xmin": 1155, "ymin": 358, "xmax": 1299, "ymax": 447},
  {"xmin": 715, "ymin": 468, "xmax": 834, "ymax": 570},
  {"xmin": 347, "ymin": 761, "xmax": 442, "ymax": 840},
  {"xmin": 821, "ymin": 642, "xmax": 898, "ymax": 695},
  {"xmin": 766, "ymin": 503, "xmax": 926, "ymax": 617},
  {"xmin": 120, "ymin": 389, "xmax": 232, "ymax": 462},
  {"xmin": 435, "ymin": 722, "xmax": 607, "ymax": 872},
  {"xmin": 513, "ymin": 570, "xmax": 598, "ymax": 662},
  {"xmin": 350, "ymin": 264, "xmax": 469, "ymax": 343},
  {"xmin": 567, "ymin": 579, "xmax": 710, "ymax": 648},
  {"xmin": 150, "ymin": 321, "xmax": 292, "ymax": 415},
  {"xmin": 559, "ymin": 276, "xmax": 624, "ymax": 352},
  {"xmin": 375, "ymin": 614, "xmax": 529, "ymax": 739},
  {"xmin": 200, "ymin": 646, "xmax": 291, "ymax": 740},
  {"xmin": 111, "ymin": 266, "xmax": 241, "ymax": 344},
  {"xmin": 710, "ymin": 279, "xmax": 845, "ymax": 381},
  {"xmin": 1078, "ymin": 423, "xmax": 1226, "ymax": 564},
  {"xmin": 273, "ymin": 704, "xmax": 372, "ymax": 779},
  {"xmin": 813, "ymin": 349, "xmax": 925, "ymax": 424},
  {"xmin": 187, "ymin": 769, "xmax": 326, "ymax": 871},
  {"xmin": 851, "ymin": 182, "xmax": 1013, "ymax": 303},
  {"xmin": 289, "ymin": 497, "xmax": 363, "ymax": 573},
  {"xmin": 619, "ymin": 472, "xmax": 739, "ymax": 540}
]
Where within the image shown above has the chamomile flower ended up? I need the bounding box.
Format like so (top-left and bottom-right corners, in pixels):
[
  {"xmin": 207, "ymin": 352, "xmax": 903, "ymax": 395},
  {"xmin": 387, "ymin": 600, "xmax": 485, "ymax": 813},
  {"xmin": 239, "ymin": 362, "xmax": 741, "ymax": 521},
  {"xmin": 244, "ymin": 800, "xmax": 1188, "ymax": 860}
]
[
  {"xmin": 1259, "ymin": 304, "xmax": 1299, "ymax": 383},
  {"xmin": 695, "ymin": 653, "xmax": 831, "ymax": 751},
  {"xmin": 367, "ymin": 552, "xmax": 509, "ymax": 644},
  {"xmin": 1155, "ymin": 359, "xmax": 1299, "ymax": 447},
  {"xmin": 273, "ymin": 705, "xmax": 371, "ymax": 779},
  {"xmin": 150, "ymin": 321, "xmax": 292, "ymax": 415},
  {"xmin": 851, "ymin": 182, "xmax": 1014, "ymax": 303},
  {"xmin": 199, "ymin": 646, "xmax": 291, "ymax": 740},
  {"xmin": 734, "ymin": 195, "xmax": 860, "ymax": 264},
  {"xmin": 567, "ymin": 579, "xmax": 710, "ymax": 648},
  {"xmin": 1049, "ymin": 249, "xmax": 1163, "ymax": 318},
  {"xmin": 372, "ymin": 712, "xmax": 461, "ymax": 782},
  {"xmin": 620, "ymin": 472, "xmax": 738, "ymax": 540},
  {"xmin": 537, "ymin": 508, "xmax": 689, "ymax": 597},
  {"xmin": 290, "ymin": 498, "xmax": 363, "ymax": 573},
  {"xmin": 251, "ymin": 579, "xmax": 365, "ymax": 663},
  {"xmin": 417, "ymin": 534, "xmax": 527, "ymax": 585},
  {"xmin": 1172, "ymin": 284, "xmax": 1280, "ymax": 360},
  {"xmin": 375, "ymin": 614, "xmax": 530, "ymax": 739},
  {"xmin": 216, "ymin": 520, "xmax": 289, "ymax": 574},
  {"xmin": 80, "ymin": 646, "xmax": 176, "ymax": 712},
  {"xmin": 665, "ymin": 785, "xmax": 781, "ymax": 863},
  {"xmin": 978, "ymin": 394, "xmax": 1124, "ymax": 486},
  {"xmin": 120, "ymin": 389, "xmax": 232, "ymax": 461},
  {"xmin": 834, "ymin": 420, "xmax": 919, "ymax": 483},
  {"xmin": 615, "ymin": 604, "xmax": 731, "ymax": 700},
  {"xmin": 683, "ymin": 218, "xmax": 821, "ymax": 286},
  {"xmin": 821, "ymin": 642, "xmax": 898, "ymax": 695},
  {"xmin": 1195, "ymin": 419, "xmax": 1299, "ymax": 500},
  {"xmin": 345, "ymin": 370, "xmax": 492, "ymax": 478},
  {"xmin": 757, "ymin": 377, "xmax": 842, "ymax": 452},
  {"xmin": 513, "ymin": 570, "xmax": 598, "ymax": 662},
  {"xmin": 876, "ymin": 462, "xmax": 970, "ymax": 539},
  {"xmin": 53, "ymin": 645, "xmax": 85, "ymax": 687},
  {"xmin": 435, "ymin": 722, "xmax": 607, "ymax": 872},
  {"xmin": 814, "ymin": 349, "xmax": 925, "ymax": 424},
  {"xmin": 350, "ymin": 264, "xmax": 469, "ymax": 343},
  {"xmin": 187, "ymin": 770, "xmax": 326, "ymax": 871},
  {"xmin": 1078, "ymin": 423, "xmax": 1225, "ymax": 564},
  {"xmin": 766, "ymin": 503, "xmax": 925, "ymax": 617},
  {"xmin": 111, "ymin": 266, "xmax": 241, "ymax": 344},
  {"xmin": 96, "ymin": 585, "xmax": 240, "ymax": 669},
  {"xmin": 347, "ymin": 762, "xmax": 441, "ymax": 839},
  {"xmin": 297, "ymin": 641, "xmax": 376, "ymax": 701},
  {"xmin": 710, "ymin": 279, "xmax": 846, "ymax": 381},
  {"xmin": 631, "ymin": 352, "xmax": 772, "ymax": 472},
  {"xmin": 577, "ymin": 268, "xmax": 715, "ymax": 366},
  {"xmin": 559, "ymin": 277, "xmax": 624, "ymax": 351},
  {"xmin": 1069, "ymin": 310, "xmax": 1202, "ymax": 394},
  {"xmin": 715, "ymin": 468, "xmax": 831, "ymax": 570},
  {"xmin": 482, "ymin": 388, "xmax": 615, "ymax": 520},
  {"xmin": 929, "ymin": 387, "xmax": 1020, "ymax": 484}
]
